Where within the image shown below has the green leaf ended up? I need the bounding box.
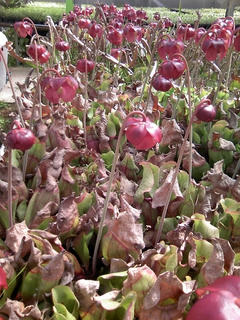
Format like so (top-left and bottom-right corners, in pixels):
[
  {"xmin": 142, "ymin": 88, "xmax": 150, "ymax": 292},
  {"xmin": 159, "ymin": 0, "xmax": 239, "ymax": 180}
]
[
  {"xmin": 98, "ymin": 271, "xmax": 128, "ymax": 293},
  {"xmin": 101, "ymin": 151, "xmax": 115, "ymax": 170},
  {"xmin": 193, "ymin": 214, "xmax": 219, "ymax": 239},
  {"xmin": 73, "ymin": 230, "xmax": 94, "ymax": 269},
  {"xmin": 52, "ymin": 285, "xmax": 79, "ymax": 319},
  {"xmin": 194, "ymin": 239, "xmax": 214, "ymax": 263},
  {"xmin": 106, "ymin": 291, "xmax": 137, "ymax": 320},
  {"xmin": 106, "ymin": 119, "xmax": 117, "ymax": 138},
  {"xmin": 53, "ymin": 303, "xmax": 76, "ymax": 320},
  {"xmin": 135, "ymin": 162, "xmax": 160, "ymax": 203}
]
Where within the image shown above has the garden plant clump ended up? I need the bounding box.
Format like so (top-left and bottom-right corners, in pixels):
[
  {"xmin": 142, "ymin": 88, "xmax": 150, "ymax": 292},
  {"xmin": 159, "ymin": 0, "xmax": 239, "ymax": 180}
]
[{"xmin": 1, "ymin": 3, "xmax": 240, "ymax": 319}]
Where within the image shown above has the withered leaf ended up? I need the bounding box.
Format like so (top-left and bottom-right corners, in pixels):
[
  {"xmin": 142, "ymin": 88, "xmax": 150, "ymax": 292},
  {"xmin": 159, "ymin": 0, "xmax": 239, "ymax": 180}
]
[
  {"xmin": 74, "ymin": 279, "xmax": 100, "ymax": 310},
  {"xmin": 101, "ymin": 211, "xmax": 145, "ymax": 262},
  {"xmin": 152, "ymin": 169, "xmax": 183, "ymax": 208},
  {"xmin": 55, "ymin": 196, "xmax": 79, "ymax": 235},
  {"xmin": 200, "ymin": 239, "xmax": 224, "ymax": 285},
  {"xmin": 1, "ymin": 298, "xmax": 42, "ymax": 320},
  {"xmin": 5, "ymin": 221, "xmax": 32, "ymax": 254},
  {"xmin": 160, "ymin": 119, "xmax": 183, "ymax": 146}
]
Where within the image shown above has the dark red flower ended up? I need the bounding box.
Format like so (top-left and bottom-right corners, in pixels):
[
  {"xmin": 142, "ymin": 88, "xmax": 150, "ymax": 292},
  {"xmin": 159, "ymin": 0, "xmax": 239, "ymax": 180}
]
[
  {"xmin": 125, "ymin": 115, "xmax": 162, "ymax": 150},
  {"xmin": 177, "ymin": 24, "xmax": 195, "ymax": 41},
  {"xmin": 187, "ymin": 276, "xmax": 240, "ymax": 320},
  {"xmin": 202, "ymin": 36, "xmax": 227, "ymax": 61},
  {"xmin": 55, "ymin": 40, "xmax": 70, "ymax": 52},
  {"xmin": 78, "ymin": 18, "xmax": 91, "ymax": 29},
  {"xmin": 152, "ymin": 74, "xmax": 172, "ymax": 92},
  {"xmin": 88, "ymin": 22, "xmax": 103, "ymax": 38},
  {"xmin": 194, "ymin": 27, "xmax": 206, "ymax": 44},
  {"xmin": 158, "ymin": 58, "xmax": 186, "ymax": 80},
  {"xmin": 0, "ymin": 267, "xmax": 7, "ymax": 290},
  {"xmin": 195, "ymin": 99, "xmax": 216, "ymax": 122},
  {"xmin": 27, "ymin": 43, "xmax": 50, "ymax": 64},
  {"xmin": 6, "ymin": 121, "xmax": 36, "ymax": 151},
  {"xmin": 76, "ymin": 59, "xmax": 95, "ymax": 73},
  {"xmin": 124, "ymin": 23, "xmax": 138, "ymax": 43},
  {"xmin": 111, "ymin": 48, "xmax": 121, "ymax": 59},
  {"xmin": 234, "ymin": 33, "xmax": 240, "ymax": 52},
  {"xmin": 157, "ymin": 37, "xmax": 184, "ymax": 59},
  {"xmin": 43, "ymin": 76, "xmax": 78, "ymax": 104},
  {"xmin": 14, "ymin": 20, "xmax": 33, "ymax": 38},
  {"xmin": 107, "ymin": 27, "xmax": 123, "ymax": 46}
]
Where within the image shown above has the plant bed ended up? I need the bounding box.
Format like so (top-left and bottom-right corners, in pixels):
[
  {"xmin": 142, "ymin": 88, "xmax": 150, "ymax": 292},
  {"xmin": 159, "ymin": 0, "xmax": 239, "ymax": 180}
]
[{"xmin": 0, "ymin": 3, "xmax": 240, "ymax": 320}]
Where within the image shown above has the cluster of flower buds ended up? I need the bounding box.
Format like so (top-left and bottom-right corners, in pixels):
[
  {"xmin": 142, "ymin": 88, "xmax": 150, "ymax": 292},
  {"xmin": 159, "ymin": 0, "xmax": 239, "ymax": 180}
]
[
  {"xmin": 27, "ymin": 43, "xmax": 50, "ymax": 64},
  {"xmin": 201, "ymin": 17, "xmax": 234, "ymax": 61},
  {"xmin": 152, "ymin": 56, "xmax": 186, "ymax": 92},
  {"xmin": 41, "ymin": 75, "xmax": 78, "ymax": 104},
  {"xmin": 14, "ymin": 20, "xmax": 33, "ymax": 38}
]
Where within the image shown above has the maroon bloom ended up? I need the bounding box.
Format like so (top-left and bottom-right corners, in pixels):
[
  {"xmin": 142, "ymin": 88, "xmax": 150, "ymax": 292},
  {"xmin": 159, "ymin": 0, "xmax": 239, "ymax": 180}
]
[
  {"xmin": 234, "ymin": 33, "xmax": 240, "ymax": 52},
  {"xmin": 125, "ymin": 115, "xmax": 162, "ymax": 150},
  {"xmin": 195, "ymin": 99, "xmax": 216, "ymax": 122},
  {"xmin": 14, "ymin": 20, "xmax": 33, "ymax": 38},
  {"xmin": 124, "ymin": 23, "xmax": 138, "ymax": 43},
  {"xmin": 187, "ymin": 276, "xmax": 240, "ymax": 320},
  {"xmin": 0, "ymin": 267, "xmax": 7, "ymax": 290},
  {"xmin": 194, "ymin": 27, "xmax": 206, "ymax": 44},
  {"xmin": 55, "ymin": 40, "xmax": 70, "ymax": 52},
  {"xmin": 158, "ymin": 58, "xmax": 186, "ymax": 80},
  {"xmin": 78, "ymin": 18, "xmax": 91, "ymax": 29},
  {"xmin": 76, "ymin": 59, "xmax": 95, "ymax": 73},
  {"xmin": 202, "ymin": 36, "xmax": 227, "ymax": 61},
  {"xmin": 152, "ymin": 74, "xmax": 172, "ymax": 92},
  {"xmin": 157, "ymin": 37, "xmax": 184, "ymax": 59},
  {"xmin": 177, "ymin": 24, "xmax": 195, "ymax": 41},
  {"xmin": 107, "ymin": 27, "xmax": 123, "ymax": 46},
  {"xmin": 88, "ymin": 22, "xmax": 103, "ymax": 38},
  {"xmin": 6, "ymin": 121, "xmax": 36, "ymax": 151},
  {"xmin": 27, "ymin": 43, "xmax": 50, "ymax": 64},
  {"xmin": 111, "ymin": 48, "xmax": 121, "ymax": 59},
  {"xmin": 43, "ymin": 76, "xmax": 78, "ymax": 104}
]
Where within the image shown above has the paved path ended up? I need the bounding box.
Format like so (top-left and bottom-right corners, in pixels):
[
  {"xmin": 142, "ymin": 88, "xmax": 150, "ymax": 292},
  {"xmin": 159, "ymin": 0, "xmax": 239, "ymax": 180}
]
[{"xmin": 0, "ymin": 67, "xmax": 34, "ymax": 104}]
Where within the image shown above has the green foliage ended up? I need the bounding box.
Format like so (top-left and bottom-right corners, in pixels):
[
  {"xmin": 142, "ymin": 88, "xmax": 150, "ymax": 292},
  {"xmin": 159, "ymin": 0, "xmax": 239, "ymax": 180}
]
[{"xmin": 0, "ymin": 0, "xmax": 30, "ymax": 8}]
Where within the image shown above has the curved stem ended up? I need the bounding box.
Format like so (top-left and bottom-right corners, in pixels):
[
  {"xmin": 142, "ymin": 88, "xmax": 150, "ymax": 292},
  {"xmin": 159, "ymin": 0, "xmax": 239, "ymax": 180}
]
[
  {"xmin": 23, "ymin": 17, "xmax": 40, "ymax": 45},
  {"xmin": 22, "ymin": 69, "xmax": 60, "ymax": 180},
  {"xmin": 8, "ymin": 148, "xmax": 13, "ymax": 228},
  {"xmin": 0, "ymin": 49, "xmax": 24, "ymax": 125},
  {"xmin": 83, "ymin": 66, "xmax": 88, "ymax": 145},
  {"xmin": 173, "ymin": 53, "xmax": 192, "ymax": 181},
  {"xmin": 29, "ymin": 68, "xmax": 60, "ymax": 128},
  {"xmin": 92, "ymin": 111, "xmax": 147, "ymax": 275},
  {"xmin": 154, "ymin": 112, "xmax": 196, "ymax": 246}
]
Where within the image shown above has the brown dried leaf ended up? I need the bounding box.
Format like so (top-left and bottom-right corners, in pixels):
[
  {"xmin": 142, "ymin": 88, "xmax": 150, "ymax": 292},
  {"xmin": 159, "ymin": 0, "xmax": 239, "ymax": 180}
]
[
  {"xmin": 143, "ymin": 271, "xmax": 194, "ymax": 310},
  {"xmin": 182, "ymin": 148, "xmax": 206, "ymax": 171},
  {"xmin": 201, "ymin": 239, "xmax": 224, "ymax": 285},
  {"xmin": 160, "ymin": 119, "xmax": 183, "ymax": 146},
  {"xmin": 41, "ymin": 251, "xmax": 65, "ymax": 283},
  {"xmin": 218, "ymin": 137, "xmax": 236, "ymax": 151},
  {"xmin": 1, "ymin": 299, "xmax": 42, "ymax": 320},
  {"xmin": 5, "ymin": 221, "xmax": 32, "ymax": 254},
  {"xmin": 207, "ymin": 160, "xmax": 235, "ymax": 195},
  {"xmin": 0, "ymin": 166, "xmax": 28, "ymax": 202},
  {"xmin": 102, "ymin": 211, "xmax": 145, "ymax": 262},
  {"xmin": 29, "ymin": 201, "xmax": 58, "ymax": 229},
  {"xmin": 54, "ymin": 196, "xmax": 79, "ymax": 235},
  {"xmin": 74, "ymin": 279, "xmax": 100, "ymax": 310},
  {"xmin": 152, "ymin": 169, "xmax": 183, "ymax": 208}
]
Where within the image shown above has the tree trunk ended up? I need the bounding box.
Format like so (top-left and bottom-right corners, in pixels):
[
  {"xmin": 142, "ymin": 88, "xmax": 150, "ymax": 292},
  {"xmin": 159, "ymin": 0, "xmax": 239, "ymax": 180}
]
[{"xmin": 225, "ymin": 0, "xmax": 240, "ymax": 17}]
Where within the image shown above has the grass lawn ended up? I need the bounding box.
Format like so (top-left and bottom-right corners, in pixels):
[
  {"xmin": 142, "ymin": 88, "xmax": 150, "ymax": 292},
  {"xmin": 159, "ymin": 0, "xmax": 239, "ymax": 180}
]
[{"xmin": 0, "ymin": 2, "xmax": 239, "ymax": 25}]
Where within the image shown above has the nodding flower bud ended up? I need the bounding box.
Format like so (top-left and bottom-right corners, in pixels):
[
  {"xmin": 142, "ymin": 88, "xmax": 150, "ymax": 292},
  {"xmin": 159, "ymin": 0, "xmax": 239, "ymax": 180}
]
[
  {"xmin": 195, "ymin": 99, "xmax": 216, "ymax": 122},
  {"xmin": 125, "ymin": 113, "xmax": 162, "ymax": 150},
  {"xmin": 6, "ymin": 121, "xmax": 36, "ymax": 151}
]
